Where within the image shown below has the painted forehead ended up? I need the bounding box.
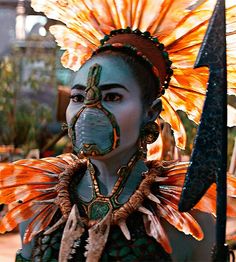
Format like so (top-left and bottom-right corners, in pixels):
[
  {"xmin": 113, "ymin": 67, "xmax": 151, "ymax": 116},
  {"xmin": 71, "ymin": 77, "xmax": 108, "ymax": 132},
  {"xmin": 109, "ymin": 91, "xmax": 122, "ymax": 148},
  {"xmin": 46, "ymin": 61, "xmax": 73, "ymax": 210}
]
[{"xmin": 71, "ymin": 55, "xmax": 139, "ymax": 89}]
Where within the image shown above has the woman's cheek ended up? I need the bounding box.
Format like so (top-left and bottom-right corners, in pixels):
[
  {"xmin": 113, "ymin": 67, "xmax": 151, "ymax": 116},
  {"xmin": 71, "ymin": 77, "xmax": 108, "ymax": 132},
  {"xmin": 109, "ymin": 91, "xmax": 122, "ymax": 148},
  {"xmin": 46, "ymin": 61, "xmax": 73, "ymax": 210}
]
[
  {"xmin": 114, "ymin": 101, "xmax": 143, "ymax": 146},
  {"xmin": 66, "ymin": 102, "xmax": 83, "ymax": 124},
  {"xmin": 66, "ymin": 103, "xmax": 73, "ymax": 124}
]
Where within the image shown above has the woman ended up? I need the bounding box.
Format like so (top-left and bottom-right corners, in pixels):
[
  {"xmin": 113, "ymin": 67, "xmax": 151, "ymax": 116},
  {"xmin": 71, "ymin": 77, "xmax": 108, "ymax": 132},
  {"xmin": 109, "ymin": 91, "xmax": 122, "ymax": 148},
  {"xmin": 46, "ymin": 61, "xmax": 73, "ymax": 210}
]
[
  {"xmin": 15, "ymin": 49, "xmax": 215, "ymax": 262},
  {"xmin": 1, "ymin": 0, "xmax": 236, "ymax": 261}
]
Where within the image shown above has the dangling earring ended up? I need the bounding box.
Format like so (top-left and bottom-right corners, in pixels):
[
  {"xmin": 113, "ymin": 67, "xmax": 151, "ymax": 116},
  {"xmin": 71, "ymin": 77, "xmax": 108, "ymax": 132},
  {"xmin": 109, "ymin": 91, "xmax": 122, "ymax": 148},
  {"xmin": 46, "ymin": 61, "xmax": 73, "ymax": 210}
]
[{"xmin": 139, "ymin": 121, "xmax": 160, "ymax": 158}]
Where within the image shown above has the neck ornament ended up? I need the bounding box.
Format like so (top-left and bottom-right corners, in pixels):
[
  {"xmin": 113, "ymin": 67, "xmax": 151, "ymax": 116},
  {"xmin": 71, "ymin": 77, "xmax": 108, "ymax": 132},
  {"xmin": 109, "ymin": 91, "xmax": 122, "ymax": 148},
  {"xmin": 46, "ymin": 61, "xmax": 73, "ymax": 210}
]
[{"xmin": 85, "ymin": 153, "xmax": 139, "ymax": 226}]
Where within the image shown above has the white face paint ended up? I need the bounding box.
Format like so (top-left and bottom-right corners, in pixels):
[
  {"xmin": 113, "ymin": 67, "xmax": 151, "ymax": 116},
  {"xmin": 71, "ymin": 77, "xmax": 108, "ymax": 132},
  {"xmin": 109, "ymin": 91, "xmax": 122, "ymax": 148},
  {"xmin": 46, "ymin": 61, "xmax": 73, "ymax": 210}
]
[{"xmin": 66, "ymin": 55, "xmax": 148, "ymax": 159}]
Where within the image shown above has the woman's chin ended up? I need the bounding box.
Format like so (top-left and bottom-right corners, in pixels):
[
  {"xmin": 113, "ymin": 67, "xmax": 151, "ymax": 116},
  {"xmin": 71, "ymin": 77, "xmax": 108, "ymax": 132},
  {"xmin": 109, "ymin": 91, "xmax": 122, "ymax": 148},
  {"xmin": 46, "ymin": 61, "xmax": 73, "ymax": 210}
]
[{"xmin": 77, "ymin": 143, "xmax": 139, "ymax": 162}]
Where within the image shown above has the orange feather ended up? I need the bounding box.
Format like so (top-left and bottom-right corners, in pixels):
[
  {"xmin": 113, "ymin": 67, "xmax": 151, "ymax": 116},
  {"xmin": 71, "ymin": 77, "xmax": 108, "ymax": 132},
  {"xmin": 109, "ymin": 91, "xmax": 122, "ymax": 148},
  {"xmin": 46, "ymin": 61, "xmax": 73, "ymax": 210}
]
[
  {"xmin": 0, "ymin": 192, "xmax": 56, "ymax": 233},
  {"xmin": 0, "ymin": 165, "xmax": 57, "ymax": 189},
  {"xmin": 0, "ymin": 154, "xmax": 78, "ymax": 239},
  {"xmin": 143, "ymin": 212, "xmax": 172, "ymax": 254},
  {"xmin": 24, "ymin": 204, "xmax": 59, "ymax": 243},
  {"xmin": 0, "ymin": 184, "xmax": 55, "ymax": 204},
  {"xmin": 14, "ymin": 159, "xmax": 64, "ymax": 173}
]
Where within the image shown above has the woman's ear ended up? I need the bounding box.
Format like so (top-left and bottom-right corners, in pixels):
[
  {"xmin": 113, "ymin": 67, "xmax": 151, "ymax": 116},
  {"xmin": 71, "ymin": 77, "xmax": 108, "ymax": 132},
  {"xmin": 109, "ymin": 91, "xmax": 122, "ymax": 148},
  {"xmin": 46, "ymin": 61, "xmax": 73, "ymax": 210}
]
[{"xmin": 146, "ymin": 98, "xmax": 162, "ymax": 122}]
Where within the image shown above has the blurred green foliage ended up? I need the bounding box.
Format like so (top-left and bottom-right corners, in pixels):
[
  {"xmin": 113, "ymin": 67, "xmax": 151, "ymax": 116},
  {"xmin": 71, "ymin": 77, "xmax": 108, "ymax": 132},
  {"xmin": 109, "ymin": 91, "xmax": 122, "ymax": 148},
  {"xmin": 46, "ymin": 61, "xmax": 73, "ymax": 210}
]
[
  {"xmin": 178, "ymin": 111, "xmax": 198, "ymax": 157},
  {"xmin": 0, "ymin": 45, "xmax": 56, "ymax": 152},
  {"xmin": 178, "ymin": 108, "xmax": 236, "ymax": 168}
]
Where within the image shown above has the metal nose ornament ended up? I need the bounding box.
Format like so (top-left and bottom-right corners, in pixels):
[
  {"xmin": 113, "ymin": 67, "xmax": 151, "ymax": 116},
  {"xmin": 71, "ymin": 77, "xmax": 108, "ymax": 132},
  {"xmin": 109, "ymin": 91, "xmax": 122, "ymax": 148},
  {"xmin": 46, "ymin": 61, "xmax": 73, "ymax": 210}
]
[
  {"xmin": 69, "ymin": 63, "xmax": 120, "ymax": 156},
  {"xmin": 84, "ymin": 63, "xmax": 102, "ymax": 105}
]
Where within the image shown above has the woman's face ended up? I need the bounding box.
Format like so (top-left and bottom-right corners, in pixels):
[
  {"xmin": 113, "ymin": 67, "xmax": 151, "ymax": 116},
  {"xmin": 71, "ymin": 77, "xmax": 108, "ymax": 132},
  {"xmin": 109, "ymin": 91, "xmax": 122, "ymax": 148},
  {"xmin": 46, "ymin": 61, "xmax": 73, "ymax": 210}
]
[{"xmin": 66, "ymin": 55, "xmax": 149, "ymax": 159}]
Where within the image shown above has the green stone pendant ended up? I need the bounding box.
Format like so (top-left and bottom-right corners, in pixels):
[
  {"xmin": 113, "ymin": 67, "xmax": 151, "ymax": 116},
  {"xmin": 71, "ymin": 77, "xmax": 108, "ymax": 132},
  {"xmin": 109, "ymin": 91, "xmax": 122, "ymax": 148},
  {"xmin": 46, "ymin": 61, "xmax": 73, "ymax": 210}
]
[{"xmin": 88, "ymin": 200, "xmax": 111, "ymax": 221}]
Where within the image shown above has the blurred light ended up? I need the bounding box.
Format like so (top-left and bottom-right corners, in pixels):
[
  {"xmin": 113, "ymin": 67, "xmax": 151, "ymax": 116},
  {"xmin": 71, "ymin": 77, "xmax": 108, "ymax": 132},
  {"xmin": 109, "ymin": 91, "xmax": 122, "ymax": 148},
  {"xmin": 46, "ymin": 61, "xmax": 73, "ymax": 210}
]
[
  {"xmin": 25, "ymin": 15, "xmax": 47, "ymax": 34},
  {"xmin": 39, "ymin": 27, "xmax": 47, "ymax": 37}
]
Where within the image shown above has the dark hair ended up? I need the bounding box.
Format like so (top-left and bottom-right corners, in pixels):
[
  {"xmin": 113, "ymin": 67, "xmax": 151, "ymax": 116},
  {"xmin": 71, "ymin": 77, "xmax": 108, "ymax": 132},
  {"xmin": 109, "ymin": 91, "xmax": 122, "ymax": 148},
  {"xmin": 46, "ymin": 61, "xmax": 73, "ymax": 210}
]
[{"xmin": 92, "ymin": 49, "xmax": 161, "ymax": 107}]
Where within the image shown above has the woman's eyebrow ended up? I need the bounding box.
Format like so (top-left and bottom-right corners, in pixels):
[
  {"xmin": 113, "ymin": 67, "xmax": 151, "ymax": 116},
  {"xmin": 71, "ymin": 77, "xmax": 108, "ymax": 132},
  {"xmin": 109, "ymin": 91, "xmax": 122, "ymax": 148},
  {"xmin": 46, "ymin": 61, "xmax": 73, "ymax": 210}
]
[
  {"xmin": 99, "ymin": 84, "xmax": 129, "ymax": 92},
  {"xmin": 72, "ymin": 83, "xmax": 129, "ymax": 92},
  {"xmin": 72, "ymin": 84, "xmax": 86, "ymax": 90}
]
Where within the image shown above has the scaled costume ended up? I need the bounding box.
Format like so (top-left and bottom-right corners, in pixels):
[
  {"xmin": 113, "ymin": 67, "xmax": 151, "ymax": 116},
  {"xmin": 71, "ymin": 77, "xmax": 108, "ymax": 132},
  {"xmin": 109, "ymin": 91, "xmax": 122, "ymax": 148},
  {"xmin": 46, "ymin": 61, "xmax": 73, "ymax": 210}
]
[{"xmin": 0, "ymin": 0, "xmax": 236, "ymax": 261}]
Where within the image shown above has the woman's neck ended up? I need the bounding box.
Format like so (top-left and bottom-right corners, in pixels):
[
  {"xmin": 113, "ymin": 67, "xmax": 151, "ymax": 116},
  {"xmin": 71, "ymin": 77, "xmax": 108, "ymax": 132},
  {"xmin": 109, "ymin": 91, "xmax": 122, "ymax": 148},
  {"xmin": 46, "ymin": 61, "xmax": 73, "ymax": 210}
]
[{"xmin": 90, "ymin": 146, "xmax": 138, "ymax": 194}]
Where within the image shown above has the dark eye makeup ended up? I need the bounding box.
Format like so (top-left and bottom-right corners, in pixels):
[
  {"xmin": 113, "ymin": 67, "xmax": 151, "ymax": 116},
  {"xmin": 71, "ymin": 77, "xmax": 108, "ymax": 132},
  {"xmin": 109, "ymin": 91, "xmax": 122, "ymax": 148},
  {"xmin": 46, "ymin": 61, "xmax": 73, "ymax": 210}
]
[
  {"xmin": 70, "ymin": 94, "xmax": 85, "ymax": 103},
  {"xmin": 70, "ymin": 92, "xmax": 123, "ymax": 103},
  {"xmin": 103, "ymin": 93, "xmax": 123, "ymax": 102}
]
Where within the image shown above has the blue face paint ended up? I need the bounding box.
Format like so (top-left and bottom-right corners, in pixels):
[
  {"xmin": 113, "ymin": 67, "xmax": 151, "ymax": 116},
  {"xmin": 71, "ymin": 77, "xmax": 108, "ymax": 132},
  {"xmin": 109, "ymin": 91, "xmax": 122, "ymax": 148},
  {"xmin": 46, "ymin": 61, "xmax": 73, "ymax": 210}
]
[
  {"xmin": 68, "ymin": 64, "xmax": 120, "ymax": 156},
  {"xmin": 67, "ymin": 56, "xmax": 145, "ymax": 160}
]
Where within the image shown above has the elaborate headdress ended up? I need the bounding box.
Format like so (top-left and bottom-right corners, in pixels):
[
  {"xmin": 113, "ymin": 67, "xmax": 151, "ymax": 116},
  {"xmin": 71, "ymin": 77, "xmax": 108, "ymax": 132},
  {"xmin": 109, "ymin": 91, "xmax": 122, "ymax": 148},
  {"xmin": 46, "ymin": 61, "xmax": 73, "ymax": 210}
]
[{"xmin": 31, "ymin": 0, "xmax": 236, "ymax": 152}]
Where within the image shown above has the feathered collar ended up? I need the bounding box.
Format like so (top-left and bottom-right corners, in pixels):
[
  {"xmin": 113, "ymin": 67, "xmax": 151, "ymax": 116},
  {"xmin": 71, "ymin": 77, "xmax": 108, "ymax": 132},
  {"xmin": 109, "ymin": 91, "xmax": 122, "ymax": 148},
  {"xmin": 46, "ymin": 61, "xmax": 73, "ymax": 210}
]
[{"xmin": 0, "ymin": 153, "xmax": 236, "ymax": 261}]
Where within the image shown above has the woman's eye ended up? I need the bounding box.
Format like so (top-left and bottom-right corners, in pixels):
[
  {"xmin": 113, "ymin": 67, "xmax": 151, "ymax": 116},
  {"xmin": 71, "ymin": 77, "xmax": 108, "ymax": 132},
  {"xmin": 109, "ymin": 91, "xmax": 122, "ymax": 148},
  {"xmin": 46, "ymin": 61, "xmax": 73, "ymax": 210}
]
[
  {"xmin": 103, "ymin": 93, "xmax": 123, "ymax": 102},
  {"xmin": 70, "ymin": 94, "xmax": 85, "ymax": 103}
]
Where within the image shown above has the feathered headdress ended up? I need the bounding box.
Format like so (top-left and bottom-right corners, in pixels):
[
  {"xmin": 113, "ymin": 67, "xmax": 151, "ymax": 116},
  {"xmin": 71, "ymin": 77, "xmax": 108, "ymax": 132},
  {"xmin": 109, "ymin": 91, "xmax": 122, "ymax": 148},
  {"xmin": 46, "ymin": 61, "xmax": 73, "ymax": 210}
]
[{"xmin": 31, "ymin": 0, "xmax": 236, "ymax": 152}]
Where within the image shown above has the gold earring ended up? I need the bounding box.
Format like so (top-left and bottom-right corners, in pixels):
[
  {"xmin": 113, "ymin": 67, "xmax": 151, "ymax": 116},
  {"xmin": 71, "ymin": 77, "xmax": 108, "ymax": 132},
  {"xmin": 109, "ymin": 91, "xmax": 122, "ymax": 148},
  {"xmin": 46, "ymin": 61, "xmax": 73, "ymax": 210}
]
[
  {"xmin": 138, "ymin": 122, "xmax": 160, "ymax": 159},
  {"xmin": 141, "ymin": 121, "xmax": 160, "ymax": 145}
]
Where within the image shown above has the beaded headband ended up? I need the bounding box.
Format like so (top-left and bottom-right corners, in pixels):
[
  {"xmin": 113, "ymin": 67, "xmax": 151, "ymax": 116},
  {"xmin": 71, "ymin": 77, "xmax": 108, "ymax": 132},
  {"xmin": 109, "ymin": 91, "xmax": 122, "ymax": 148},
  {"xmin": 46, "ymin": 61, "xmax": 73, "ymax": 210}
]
[{"xmin": 94, "ymin": 27, "xmax": 173, "ymax": 96}]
